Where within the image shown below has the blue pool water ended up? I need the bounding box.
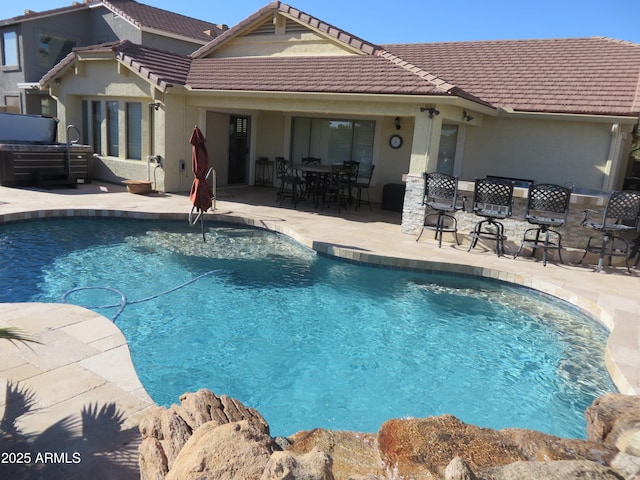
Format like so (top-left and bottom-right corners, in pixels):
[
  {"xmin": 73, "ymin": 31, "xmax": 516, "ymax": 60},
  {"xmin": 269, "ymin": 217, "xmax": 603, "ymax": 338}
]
[{"xmin": 0, "ymin": 218, "xmax": 615, "ymax": 438}]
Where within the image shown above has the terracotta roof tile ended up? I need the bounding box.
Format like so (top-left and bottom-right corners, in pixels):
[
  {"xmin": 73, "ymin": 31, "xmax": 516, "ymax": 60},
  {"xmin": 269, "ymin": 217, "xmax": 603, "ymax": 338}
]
[
  {"xmin": 103, "ymin": 0, "xmax": 226, "ymax": 42},
  {"xmin": 1, "ymin": 1, "xmax": 225, "ymax": 44},
  {"xmin": 40, "ymin": 40, "xmax": 191, "ymax": 91},
  {"xmin": 115, "ymin": 41, "xmax": 191, "ymax": 89},
  {"xmin": 186, "ymin": 55, "xmax": 450, "ymax": 96},
  {"xmin": 383, "ymin": 37, "xmax": 640, "ymax": 115}
]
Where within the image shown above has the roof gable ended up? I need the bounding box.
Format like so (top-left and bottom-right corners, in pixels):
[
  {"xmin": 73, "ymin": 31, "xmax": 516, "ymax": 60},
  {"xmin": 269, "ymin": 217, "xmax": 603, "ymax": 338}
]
[
  {"xmin": 191, "ymin": 2, "xmax": 382, "ymax": 59},
  {"xmin": 40, "ymin": 40, "xmax": 191, "ymax": 92},
  {"xmin": 0, "ymin": 0, "xmax": 226, "ymax": 45},
  {"xmin": 103, "ymin": 0, "xmax": 227, "ymax": 44}
]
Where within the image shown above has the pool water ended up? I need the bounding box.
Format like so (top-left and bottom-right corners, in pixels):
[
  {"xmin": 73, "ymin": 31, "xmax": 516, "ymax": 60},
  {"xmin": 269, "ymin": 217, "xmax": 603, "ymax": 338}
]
[{"xmin": 0, "ymin": 218, "xmax": 615, "ymax": 438}]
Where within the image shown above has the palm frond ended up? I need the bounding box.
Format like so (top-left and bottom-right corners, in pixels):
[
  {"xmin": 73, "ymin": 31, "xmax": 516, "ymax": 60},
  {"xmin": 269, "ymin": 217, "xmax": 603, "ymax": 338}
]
[{"xmin": 0, "ymin": 327, "xmax": 41, "ymax": 344}]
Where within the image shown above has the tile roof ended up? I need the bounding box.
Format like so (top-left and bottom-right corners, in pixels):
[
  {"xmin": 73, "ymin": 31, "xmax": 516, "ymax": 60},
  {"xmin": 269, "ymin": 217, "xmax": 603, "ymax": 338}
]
[
  {"xmin": 382, "ymin": 37, "xmax": 640, "ymax": 116},
  {"xmin": 1, "ymin": 1, "xmax": 226, "ymax": 44},
  {"xmin": 34, "ymin": 2, "xmax": 640, "ymax": 118},
  {"xmin": 103, "ymin": 0, "xmax": 226, "ymax": 43},
  {"xmin": 114, "ymin": 41, "xmax": 192, "ymax": 89},
  {"xmin": 39, "ymin": 41, "xmax": 192, "ymax": 91},
  {"xmin": 0, "ymin": 1, "xmax": 96, "ymax": 26},
  {"xmin": 186, "ymin": 56, "xmax": 455, "ymax": 96}
]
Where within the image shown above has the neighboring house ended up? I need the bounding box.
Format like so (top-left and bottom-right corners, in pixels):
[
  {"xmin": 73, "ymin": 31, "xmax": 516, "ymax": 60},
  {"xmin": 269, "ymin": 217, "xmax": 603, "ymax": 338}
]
[
  {"xmin": 38, "ymin": 2, "xmax": 640, "ymax": 235},
  {"xmin": 0, "ymin": 0, "xmax": 226, "ymax": 115}
]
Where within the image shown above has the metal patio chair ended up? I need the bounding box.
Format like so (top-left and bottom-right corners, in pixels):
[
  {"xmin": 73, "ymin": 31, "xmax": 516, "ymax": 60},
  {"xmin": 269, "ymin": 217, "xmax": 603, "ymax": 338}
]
[
  {"xmin": 416, "ymin": 172, "xmax": 464, "ymax": 247},
  {"xmin": 467, "ymin": 177, "xmax": 514, "ymax": 256},
  {"xmin": 275, "ymin": 156, "xmax": 304, "ymax": 208},
  {"xmin": 580, "ymin": 190, "xmax": 640, "ymax": 272},
  {"xmin": 514, "ymin": 183, "xmax": 572, "ymax": 266},
  {"xmin": 354, "ymin": 164, "xmax": 375, "ymax": 210}
]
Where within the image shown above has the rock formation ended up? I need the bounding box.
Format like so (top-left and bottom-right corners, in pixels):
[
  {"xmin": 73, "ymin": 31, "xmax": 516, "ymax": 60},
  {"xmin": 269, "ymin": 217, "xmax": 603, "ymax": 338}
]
[{"xmin": 139, "ymin": 389, "xmax": 640, "ymax": 480}]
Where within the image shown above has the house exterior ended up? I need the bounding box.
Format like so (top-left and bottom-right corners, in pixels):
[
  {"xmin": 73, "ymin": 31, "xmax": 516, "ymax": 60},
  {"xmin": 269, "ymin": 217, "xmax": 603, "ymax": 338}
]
[
  {"xmin": 0, "ymin": 0, "xmax": 226, "ymax": 115},
  {"xmin": 38, "ymin": 2, "xmax": 640, "ymax": 237}
]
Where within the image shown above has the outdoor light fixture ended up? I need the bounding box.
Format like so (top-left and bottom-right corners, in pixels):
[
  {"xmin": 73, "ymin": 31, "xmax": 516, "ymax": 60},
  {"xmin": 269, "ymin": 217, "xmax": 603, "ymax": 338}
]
[
  {"xmin": 463, "ymin": 110, "xmax": 474, "ymax": 122},
  {"xmin": 149, "ymin": 101, "xmax": 162, "ymax": 111},
  {"xmin": 420, "ymin": 106, "xmax": 440, "ymax": 118},
  {"xmin": 394, "ymin": 116, "xmax": 401, "ymax": 130}
]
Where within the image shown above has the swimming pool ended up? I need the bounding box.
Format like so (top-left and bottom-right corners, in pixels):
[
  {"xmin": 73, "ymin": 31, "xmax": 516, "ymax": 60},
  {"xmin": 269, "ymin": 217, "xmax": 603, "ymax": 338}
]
[{"xmin": 0, "ymin": 218, "xmax": 615, "ymax": 438}]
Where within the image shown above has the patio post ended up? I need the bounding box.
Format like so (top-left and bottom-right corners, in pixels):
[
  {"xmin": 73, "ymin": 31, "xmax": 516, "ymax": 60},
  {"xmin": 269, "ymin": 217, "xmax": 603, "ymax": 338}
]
[{"xmin": 401, "ymin": 113, "xmax": 441, "ymax": 234}]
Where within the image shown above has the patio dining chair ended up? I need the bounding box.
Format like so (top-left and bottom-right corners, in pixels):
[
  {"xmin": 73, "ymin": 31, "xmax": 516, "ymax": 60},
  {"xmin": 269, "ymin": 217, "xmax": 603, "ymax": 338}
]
[
  {"xmin": 275, "ymin": 156, "xmax": 304, "ymax": 208},
  {"xmin": 580, "ymin": 190, "xmax": 640, "ymax": 272},
  {"xmin": 416, "ymin": 172, "xmax": 464, "ymax": 247},
  {"xmin": 467, "ymin": 177, "xmax": 514, "ymax": 256},
  {"xmin": 354, "ymin": 164, "xmax": 375, "ymax": 210},
  {"xmin": 300, "ymin": 156, "xmax": 321, "ymax": 202},
  {"xmin": 514, "ymin": 183, "xmax": 572, "ymax": 266},
  {"xmin": 324, "ymin": 161, "xmax": 359, "ymax": 212}
]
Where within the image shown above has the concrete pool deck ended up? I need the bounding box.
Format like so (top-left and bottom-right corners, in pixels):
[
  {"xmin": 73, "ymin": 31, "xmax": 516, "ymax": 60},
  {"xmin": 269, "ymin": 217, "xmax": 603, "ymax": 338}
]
[{"xmin": 0, "ymin": 182, "xmax": 639, "ymax": 478}]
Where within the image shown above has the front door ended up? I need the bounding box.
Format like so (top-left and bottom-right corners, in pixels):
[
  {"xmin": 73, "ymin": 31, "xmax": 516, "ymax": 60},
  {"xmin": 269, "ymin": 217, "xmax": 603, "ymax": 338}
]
[{"xmin": 228, "ymin": 115, "xmax": 249, "ymax": 184}]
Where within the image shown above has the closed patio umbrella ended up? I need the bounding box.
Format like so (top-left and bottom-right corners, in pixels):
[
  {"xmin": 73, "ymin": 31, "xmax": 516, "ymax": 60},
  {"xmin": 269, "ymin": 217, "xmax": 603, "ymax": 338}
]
[{"xmin": 188, "ymin": 125, "xmax": 214, "ymax": 240}]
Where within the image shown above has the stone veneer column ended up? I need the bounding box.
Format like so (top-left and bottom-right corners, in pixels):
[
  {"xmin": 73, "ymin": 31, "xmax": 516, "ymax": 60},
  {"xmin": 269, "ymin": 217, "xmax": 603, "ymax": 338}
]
[{"xmin": 401, "ymin": 112, "xmax": 442, "ymax": 234}]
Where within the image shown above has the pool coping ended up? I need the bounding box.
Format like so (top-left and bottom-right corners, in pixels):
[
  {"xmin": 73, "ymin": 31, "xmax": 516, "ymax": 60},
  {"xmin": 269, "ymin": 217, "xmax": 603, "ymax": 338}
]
[{"xmin": 0, "ymin": 185, "xmax": 639, "ymax": 474}]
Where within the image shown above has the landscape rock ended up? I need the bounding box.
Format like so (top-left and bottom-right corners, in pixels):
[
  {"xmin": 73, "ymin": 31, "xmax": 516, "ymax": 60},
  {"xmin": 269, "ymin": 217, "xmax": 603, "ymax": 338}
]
[
  {"xmin": 165, "ymin": 420, "xmax": 276, "ymax": 480},
  {"xmin": 138, "ymin": 389, "xmax": 269, "ymax": 479},
  {"xmin": 286, "ymin": 428, "xmax": 383, "ymax": 479},
  {"xmin": 586, "ymin": 393, "xmax": 640, "ymax": 454},
  {"xmin": 479, "ymin": 460, "xmax": 624, "ymax": 480},
  {"xmin": 445, "ymin": 456, "xmax": 478, "ymax": 480},
  {"xmin": 138, "ymin": 390, "xmax": 640, "ymax": 480},
  {"xmin": 377, "ymin": 415, "xmax": 617, "ymax": 478},
  {"xmin": 261, "ymin": 446, "xmax": 334, "ymax": 480}
]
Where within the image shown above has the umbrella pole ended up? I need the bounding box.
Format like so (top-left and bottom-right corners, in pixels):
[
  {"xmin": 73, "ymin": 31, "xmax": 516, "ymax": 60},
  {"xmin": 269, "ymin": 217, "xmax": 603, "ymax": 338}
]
[{"xmin": 201, "ymin": 212, "xmax": 206, "ymax": 242}]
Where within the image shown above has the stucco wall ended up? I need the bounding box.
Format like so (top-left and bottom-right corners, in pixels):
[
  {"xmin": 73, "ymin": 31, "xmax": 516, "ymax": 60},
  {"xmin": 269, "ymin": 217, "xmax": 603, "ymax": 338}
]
[{"xmin": 461, "ymin": 117, "xmax": 613, "ymax": 190}]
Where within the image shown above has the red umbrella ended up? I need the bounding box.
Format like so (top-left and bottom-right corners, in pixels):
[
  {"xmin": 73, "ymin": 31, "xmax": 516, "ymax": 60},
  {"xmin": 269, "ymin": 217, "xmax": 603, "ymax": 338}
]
[
  {"xmin": 189, "ymin": 126, "xmax": 214, "ymax": 241},
  {"xmin": 189, "ymin": 125, "xmax": 213, "ymax": 213}
]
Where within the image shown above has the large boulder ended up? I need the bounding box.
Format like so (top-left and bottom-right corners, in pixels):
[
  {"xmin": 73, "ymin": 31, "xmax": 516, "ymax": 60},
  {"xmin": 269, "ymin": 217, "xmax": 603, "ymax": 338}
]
[
  {"xmin": 478, "ymin": 460, "xmax": 624, "ymax": 480},
  {"xmin": 286, "ymin": 428, "xmax": 384, "ymax": 479},
  {"xmin": 377, "ymin": 415, "xmax": 617, "ymax": 478},
  {"xmin": 138, "ymin": 389, "xmax": 269, "ymax": 480},
  {"xmin": 261, "ymin": 447, "xmax": 334, "ymax": 480},
  {"xmin": 586, "ymin": 393, "xmax": 640, "ymax": 454},
  {"xmin": 165, "ymin": 420, "xmax": 276, "ymax": 480}
]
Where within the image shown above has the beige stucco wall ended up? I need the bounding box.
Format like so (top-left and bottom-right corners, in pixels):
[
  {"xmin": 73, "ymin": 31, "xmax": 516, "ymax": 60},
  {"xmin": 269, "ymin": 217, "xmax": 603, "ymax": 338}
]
[{"xmin": 460, "ymin": 116, "xmax": 617, "ymax": 190}]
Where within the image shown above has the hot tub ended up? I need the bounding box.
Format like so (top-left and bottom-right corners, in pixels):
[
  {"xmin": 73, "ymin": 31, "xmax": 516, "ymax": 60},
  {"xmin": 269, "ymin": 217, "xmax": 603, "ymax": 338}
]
[{"xmin": 0, "ymin": 113, "xmax": 93, "ymax": 188}]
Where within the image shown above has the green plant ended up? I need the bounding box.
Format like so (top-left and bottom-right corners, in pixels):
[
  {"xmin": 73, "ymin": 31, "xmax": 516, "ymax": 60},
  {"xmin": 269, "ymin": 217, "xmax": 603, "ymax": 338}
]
[{"xmin": 0, "ymin": 327, "xmax": 41, "ymax": 344}]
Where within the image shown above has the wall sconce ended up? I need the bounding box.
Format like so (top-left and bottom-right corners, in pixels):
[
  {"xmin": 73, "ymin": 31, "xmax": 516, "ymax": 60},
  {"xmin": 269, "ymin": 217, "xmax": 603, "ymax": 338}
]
[
  {"xmin": 463, "ymin": 110, "xmax": 474, "ymax": 122},
  {"xmin": 420, "ymin": 106, "xmax": 440, "ymax": 118},
  {"xmin": 394, "ymin": 116, "xmax": 401, "ymax": 130},
  {"xmin": 149, "ymin": 101, "xmax": 162, "ymax": 111}
]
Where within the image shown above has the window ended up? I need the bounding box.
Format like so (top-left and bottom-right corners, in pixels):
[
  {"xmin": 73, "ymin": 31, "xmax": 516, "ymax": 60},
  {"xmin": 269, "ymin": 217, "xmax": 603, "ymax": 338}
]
[
  {"xmin": 291, "ymin": 117, "xmax": 375, "ymax": 172},
  {"xmin": 38, "ymin": 33, "xmax": 75, "ymax": 68},
  {"xmin": 91, "ymin": 101, "xmax": 102, "ymax": 154},
  {"xmin": 2, "ymin": 31, "xmax": 18, "ymax": 66},
  {"xmin": 436, "ymin": 124, "xmax": 459, "ymax": 175},
  {"xmin": 126, "ymin": 102, "xmax": 142, "ymax": 160},
  {"xmin": 82, "ymin": 99, "xmax": 143, "ymax": 160},
  {"xmin": 106, "ymin": 101, "xmax": 119, "ymax": 157},
  {"xmin": 3, "ymin": 95, "xmax": 20, "ymax": 113}
]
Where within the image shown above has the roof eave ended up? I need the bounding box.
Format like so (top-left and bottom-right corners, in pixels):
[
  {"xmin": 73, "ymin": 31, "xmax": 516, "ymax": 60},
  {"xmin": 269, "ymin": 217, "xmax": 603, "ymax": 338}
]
[{"xmin": 498, "ymin": 106, "xmax": 640, "ymax": 124}]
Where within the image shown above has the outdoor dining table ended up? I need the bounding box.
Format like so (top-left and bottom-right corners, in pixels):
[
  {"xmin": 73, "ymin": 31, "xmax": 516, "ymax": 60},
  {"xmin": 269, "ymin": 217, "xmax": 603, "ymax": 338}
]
[{"xmin": 293, "ymin": 163, "xmax": 347, "ymax": 209}]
